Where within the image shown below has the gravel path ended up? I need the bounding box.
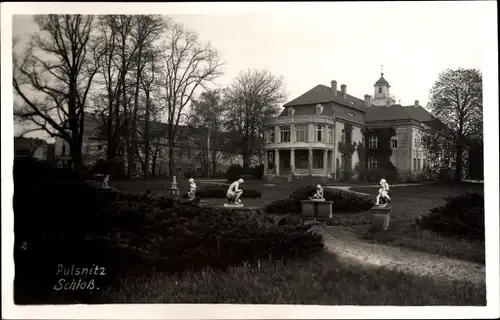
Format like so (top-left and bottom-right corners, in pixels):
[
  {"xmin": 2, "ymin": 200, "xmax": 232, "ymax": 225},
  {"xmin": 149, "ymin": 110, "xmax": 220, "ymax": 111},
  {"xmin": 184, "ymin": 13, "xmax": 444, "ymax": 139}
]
[{"xmin": 319, "ymin": 226, "xmax": 486, "ymax": 286}]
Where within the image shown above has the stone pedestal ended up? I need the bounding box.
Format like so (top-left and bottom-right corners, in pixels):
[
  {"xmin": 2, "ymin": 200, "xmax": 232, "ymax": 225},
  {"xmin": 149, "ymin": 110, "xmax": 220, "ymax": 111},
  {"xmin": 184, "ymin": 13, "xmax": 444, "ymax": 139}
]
[
  {"xmin": 167, "ymin": 188, "xmax": 180, "ymax": 199},
  {"xmin": 224, "ymin": 203, "xmax": 244, "ymax": 208},
  {"xmin": 371, "ymin": 205, "xmax": 391, "ymax": 231},
  {"xmin": 300, "ymin": 200, "xmax": 334, "ymax": 220}
]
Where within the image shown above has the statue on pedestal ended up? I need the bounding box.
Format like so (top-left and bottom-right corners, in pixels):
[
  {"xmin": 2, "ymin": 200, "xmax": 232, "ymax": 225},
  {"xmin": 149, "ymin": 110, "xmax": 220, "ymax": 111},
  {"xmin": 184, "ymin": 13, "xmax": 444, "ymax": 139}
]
[
  {"xmin": 375, "ymin": 178, "xmax": 391, "ymax": 207},
  {"xmin": 171, "ymin": 176, "xmax": 178, "ymax": 189},
  {"xmin": 309, "ymin": 184, "xmax": 325, "ymax": 200},
  {"xmin": 226, "ymin": 178, "xmax": 244, "ymax": 205},
  {"xmin": 101, "ymin": 175, "xmax": 111, "ymax": 190},
  {"xmin": 188, "ymin": 178, "xmax": 197, "ymax": 200}
]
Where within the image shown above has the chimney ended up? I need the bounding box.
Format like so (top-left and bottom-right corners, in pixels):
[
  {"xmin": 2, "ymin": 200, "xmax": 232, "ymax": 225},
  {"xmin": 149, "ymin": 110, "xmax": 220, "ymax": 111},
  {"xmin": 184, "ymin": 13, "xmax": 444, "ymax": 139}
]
[
  {"xmin": 331, "ymin": 80, "xmax": 337, "ymax": 96},
  {"xmin": 414, "ymin": 100, "xmax": 419, "ymax": 107},
  {"xmin": 340, "ymin": 84, "xmax": 347, "ymax": 99},
  {"xmin": 364, "ymin": 94, "xmax": 372, "ymax": 107}
]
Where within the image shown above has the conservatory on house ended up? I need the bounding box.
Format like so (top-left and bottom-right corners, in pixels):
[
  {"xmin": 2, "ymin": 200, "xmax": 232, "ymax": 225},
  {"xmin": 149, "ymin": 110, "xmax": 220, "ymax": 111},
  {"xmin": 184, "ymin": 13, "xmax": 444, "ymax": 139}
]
[{"xmin": 263, "ymin": 106, "xmax": 337, "ymax": 178}]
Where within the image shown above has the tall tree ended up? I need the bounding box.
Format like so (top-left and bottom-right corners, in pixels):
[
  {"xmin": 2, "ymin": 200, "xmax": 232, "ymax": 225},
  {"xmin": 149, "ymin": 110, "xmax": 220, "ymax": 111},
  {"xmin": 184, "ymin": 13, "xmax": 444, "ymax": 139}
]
[
  {"xmin": 158, "ymin": 22, "xmax": 224, "ymax": 176},
  {"xmin": 224, "ymin": 69, "xmax": 287, "ymax": 169},
  {"xmin": 95, "ymin": 15, "xmax": 138, "ymax": 169},
  {"xmin": 189, "ymin": 89, "xmax": 227, "ymax": 176},
  {"xmin": 426, "ymin": 68, "xmax": 483, "ymax": 181},
  {"xmin": 13, "ymin": 15, "xmax": 101, "ymax": 174},
  {"xmin": 128, "ymin": 15, "xmax": 168, "ymax": 178}
]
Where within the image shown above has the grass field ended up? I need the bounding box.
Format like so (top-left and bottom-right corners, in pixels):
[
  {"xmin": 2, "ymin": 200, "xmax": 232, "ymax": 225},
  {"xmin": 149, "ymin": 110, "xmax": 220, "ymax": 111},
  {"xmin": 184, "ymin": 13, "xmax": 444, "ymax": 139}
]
[
  {"xmin": 104, "ymin": 250, "xmax": 485, "ymax": 305},
  {"xmin": 101, "ymin": 179, "xmax": 486, "ymax": 305},
  {"xmin": 112, "ymin": 178, "xmax": 485, "ymax": 263}
]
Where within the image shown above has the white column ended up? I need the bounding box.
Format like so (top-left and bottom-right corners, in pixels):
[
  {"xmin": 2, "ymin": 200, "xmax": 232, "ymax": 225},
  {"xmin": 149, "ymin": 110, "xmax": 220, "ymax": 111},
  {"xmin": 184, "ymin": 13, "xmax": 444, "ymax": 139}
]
[
  {"xmin": 323, "ymin": 149, "xmax": 328, "ymax": 175},
  {"xmin": 291, "ymin": 125, "xmax": 296, "ymax": 143},
  {"xmin": 290, "ymin": 148, "xmax": 295, "ymax": 172},
  {"xmin": 264, "ymin": 150, "xmax": 269, "ymax": 173},
  {"xmin": 331, "ymin": 149, "xmax": 335, "ymax": 173},
  {"xmin": 308, "ymin": 148, "xmax": 313, "ymax": 173},
  {"xmin": 274, "ymin": 149, "xmax": 280, "ymax": 176},
  {"xmin": 275, "ymin": 126, "xmax": 280, "ymax": 143}
]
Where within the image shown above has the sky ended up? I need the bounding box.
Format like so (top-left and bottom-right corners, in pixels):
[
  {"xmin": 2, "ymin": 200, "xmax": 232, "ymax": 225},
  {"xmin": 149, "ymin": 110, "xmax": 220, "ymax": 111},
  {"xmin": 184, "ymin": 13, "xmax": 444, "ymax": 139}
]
[{"xmin": 10, "ymin": 1, "xmax": 493, "ymax": 141}]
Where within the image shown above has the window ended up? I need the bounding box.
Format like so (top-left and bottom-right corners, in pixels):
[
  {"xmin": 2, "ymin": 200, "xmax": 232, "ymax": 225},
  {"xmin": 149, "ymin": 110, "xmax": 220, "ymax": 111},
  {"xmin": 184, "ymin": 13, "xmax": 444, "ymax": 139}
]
[
  {"xmin": 391, "ymin": 137, "xmax": 398, "ymax": 149},
  {"xmin": 368, "ymin": 136, "xmax": 380, "ymax": 149},
  {"xmin": 316, "ymin": 104, "xmax": 324, "ymax": 115},
  {"xmin": 97, "ymin": 145, "xmax": 103, "ymax": 151},
  {"xmin": 413, "ymin": 158, "xmax": 417, "ymax": 170},
  {"xmin": 362, "ymin": 135, "xmax": 366, "ymax": 146},
  {"xmin": 348, "ymin": 112, "xmax": 355, "ymax": 117},
  {"xmin": 327, "ymin": 126, "xmax": 332, "ymax": 143},
  {"xmin": 280, "ymin": 126, "xmax": 291, "ymax": 142},
  {"xmin": 423, "ymin": 158, "xmax": 427, "ymax": 169},
  {"xmin": 368, "ymin": 157, "xmax": 378, "ymax": 169},
  {"xmin": 287, "ymin": 108, "xmax": 295, "ymax": 116},
  {"xmin": 266, "ymin": 130, "xmax": 275, "ymax": 143},
  {"xmin": 316, "ymin": 125, "xmax": 325, "ymax": 142},
  {"xmin": 341, "ymin": 129, "xmax": 346, "ymax": 143},
  {"xmin": 378, "ymin": 87, "xmax": 382, "ymax": 93},
  {"xmin": 418, "ymin": 158, "xmax": 421, "ymax": 170},
  {"xmin": 62, "ymin": 145, "xmax": 66, "ymax": 156},
  {"xmin": 295, "ymin": 125, "xmax": 308, "ymax": 142}
]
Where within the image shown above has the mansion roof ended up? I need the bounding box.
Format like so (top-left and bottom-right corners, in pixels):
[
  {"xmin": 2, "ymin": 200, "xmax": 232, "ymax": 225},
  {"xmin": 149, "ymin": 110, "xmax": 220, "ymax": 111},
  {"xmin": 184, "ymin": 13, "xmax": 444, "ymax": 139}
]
[{"xmin": 278, "ymin": 80, "xmax": 440, "ymax": 127}]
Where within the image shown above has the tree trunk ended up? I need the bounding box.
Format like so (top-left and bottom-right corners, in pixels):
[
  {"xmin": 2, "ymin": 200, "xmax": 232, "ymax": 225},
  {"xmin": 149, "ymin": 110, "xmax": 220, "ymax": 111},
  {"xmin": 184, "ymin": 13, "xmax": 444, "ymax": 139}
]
[
  {"xmin": 131, "ymin": 46, "xmax": 143, "ymax": 179},
  {"xmin": 168, "ymin": 145, "xmax": 175, "ymax": 177},
  {"xmin": 152, "ymin": 152, "xmax": 157, "ymax": 176},
  {"xmin": 454, "ymin": 143, "xmax": 463, "ymax": 182},
  {"xmin": 143, "ymin": 91, "xmax": 150, "ymax": 180}
]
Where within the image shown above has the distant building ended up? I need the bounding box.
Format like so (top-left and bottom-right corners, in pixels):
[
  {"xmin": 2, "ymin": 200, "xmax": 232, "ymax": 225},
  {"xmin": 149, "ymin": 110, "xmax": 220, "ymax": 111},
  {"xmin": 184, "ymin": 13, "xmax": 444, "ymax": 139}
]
[
  {"xmin": 263, "ymin": 72, "xmax": 441, "ymax": 180},
  {"xmin": 14, "ymin": 137, "xmax": 53, "ymax": 161},
  {"xmin": 54, "ymin": 112, "xmax": 261, "ymax": 177}
]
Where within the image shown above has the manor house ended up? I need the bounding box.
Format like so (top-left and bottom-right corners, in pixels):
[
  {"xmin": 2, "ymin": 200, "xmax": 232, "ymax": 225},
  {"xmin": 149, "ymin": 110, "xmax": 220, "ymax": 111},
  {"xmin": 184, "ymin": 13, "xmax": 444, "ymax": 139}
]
[{"xmin": 263, "ymin": 72, "xmax": 439, "ymax": 180}]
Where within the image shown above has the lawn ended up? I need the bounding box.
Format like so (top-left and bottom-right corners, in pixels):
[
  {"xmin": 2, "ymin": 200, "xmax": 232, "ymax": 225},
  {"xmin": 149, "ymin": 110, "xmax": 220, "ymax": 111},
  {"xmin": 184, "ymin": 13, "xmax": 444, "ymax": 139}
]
[
  {"xmin": 345, "ymin": 182, "xmax": 485, "ymax": 264},
  {"xmin": 104, "ymin": 250, "xmax": 485, "ymax": 305},
  {"xmin": 111, "ymin": 178, "xmax": 485, "ymax": 264}
]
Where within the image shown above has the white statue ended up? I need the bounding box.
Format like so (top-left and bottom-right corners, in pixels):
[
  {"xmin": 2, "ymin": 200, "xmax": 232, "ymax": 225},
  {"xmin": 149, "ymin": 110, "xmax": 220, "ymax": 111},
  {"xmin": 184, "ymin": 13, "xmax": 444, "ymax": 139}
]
[
  {"xmin": 188, "ymin": 178, "xmax": 197, "ymax": 200},
  {"xmin": 101, "ymin": 175, "xmax": 110, "ymax": 189},
  {"xmin": 375, "ymin": 178, "xmax": 391, "ymax": 206},
  {"xmin": 171, "ymin": 176, "xmax": 178, "ymax": 189},
  {"xmin": 309, "ymin": 184, "xmax": 324, "ymax": 200},
  {"xmin": 226, "ymin": 178, "xmax": 244, "ymax": 205}
]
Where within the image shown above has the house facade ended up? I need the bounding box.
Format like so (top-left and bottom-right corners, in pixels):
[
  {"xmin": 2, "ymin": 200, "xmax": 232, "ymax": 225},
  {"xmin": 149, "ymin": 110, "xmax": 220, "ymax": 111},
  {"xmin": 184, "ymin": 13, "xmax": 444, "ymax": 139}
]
[{"xmin": 263, "ymin": 73, "xmax": 438, "ymax": 180}]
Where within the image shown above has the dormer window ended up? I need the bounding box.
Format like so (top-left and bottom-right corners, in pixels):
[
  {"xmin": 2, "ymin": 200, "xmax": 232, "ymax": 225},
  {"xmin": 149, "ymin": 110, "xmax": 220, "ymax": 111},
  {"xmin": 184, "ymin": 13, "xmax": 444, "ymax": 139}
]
[
  {"xmin": 316, "ymin": 104, "xmax": 324, "ymax": 115},
  {"xmin": 287, "ymin": 108, "xmax": 295, "ymax": 116},
  {"xmin": 378, "ymin": 87, "xmax": 382, "ymax": 93}
]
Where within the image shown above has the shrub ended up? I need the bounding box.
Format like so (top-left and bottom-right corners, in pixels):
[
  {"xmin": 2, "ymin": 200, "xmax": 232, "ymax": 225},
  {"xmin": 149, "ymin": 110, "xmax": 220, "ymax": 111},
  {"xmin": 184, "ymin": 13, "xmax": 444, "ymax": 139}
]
[
  {"xmin": 92, "ymin": 159, "xmax": 126, "ymax": 178},
  {"xmin": 250, "ymin": 164, "xmax": 264, "ymax": 179},
  {"xmin": 182, "ymin": 183, "xmax": 262, "ymax": 199},
  {"xmin": 264, "ymin": 186, "xmax": 373, "ymax": 215},
  {"xmin": 415, "ymin": 192, "xmax": 484, "ymax": 241},
  {"xmin": 225, "ymin": 164, "xmax": 243, "ymax": 182},
  {"xmin": 15, "ymin": 185, "xmax": 322, "ymax": 304}
]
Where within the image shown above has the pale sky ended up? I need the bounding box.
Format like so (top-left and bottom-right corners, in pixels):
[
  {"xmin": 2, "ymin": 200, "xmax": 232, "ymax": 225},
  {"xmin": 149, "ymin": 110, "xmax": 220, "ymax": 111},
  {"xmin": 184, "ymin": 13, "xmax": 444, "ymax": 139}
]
[{"xmin": 10, "ymin": 1, "xmax": 494, "ymax": 140}]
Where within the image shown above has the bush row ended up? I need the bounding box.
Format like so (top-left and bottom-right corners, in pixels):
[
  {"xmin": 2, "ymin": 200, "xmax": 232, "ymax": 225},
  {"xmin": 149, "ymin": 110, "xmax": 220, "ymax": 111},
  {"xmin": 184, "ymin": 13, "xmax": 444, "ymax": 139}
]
[
  {"xmin": 182, "ymin": 183, "xmax": 262, "ymax": 199},
  {"xmin": 13, "ymin": 159, "xmax": 320, "ymax": 304},
  {"xmin": 225, "ymin": 164, "xmax": 264, "ymax": 181},
  {"xmin": 265, "ymin": 185, "xmax": 374, "ymax": 215},
  {"xmin": 416, "ymin": 192, "xmax": 484, "ymax": 241}
]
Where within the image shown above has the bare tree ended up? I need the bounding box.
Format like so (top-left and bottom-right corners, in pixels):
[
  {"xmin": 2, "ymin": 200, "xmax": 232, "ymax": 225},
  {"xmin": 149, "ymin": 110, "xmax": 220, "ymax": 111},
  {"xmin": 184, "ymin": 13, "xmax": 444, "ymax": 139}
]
[
  {"xmin": 223, "ymin": 69, "xmax": 287, "ymax": 169},
  {"xmin": 94, "ymin": 15, "xmax": 138, "ymax": 168},
  {"xmin": 128, "ymin": 15, "xmax": 168, "ymax": 178},
  {"xmin": 13, "ymin": 15, "xmax": 101, "ymax": 174},
  {"xmin": 425, "ymin": 68, "xmax": 482, "ymax": 181},
  {"xmin": 159, "ymin": 22, "xmax": 224, "ymax": 176},
  {"xmin": 189, "ymin": 89, "xmax": 227, "ymax": 176}
]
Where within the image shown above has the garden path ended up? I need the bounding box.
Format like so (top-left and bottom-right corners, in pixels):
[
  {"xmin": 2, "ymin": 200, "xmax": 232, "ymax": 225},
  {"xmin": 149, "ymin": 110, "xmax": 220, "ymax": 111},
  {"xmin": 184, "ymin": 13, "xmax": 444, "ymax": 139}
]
[{"xmin": 319, "ymin": 226, "xmax": 486, "ymax": 287}]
